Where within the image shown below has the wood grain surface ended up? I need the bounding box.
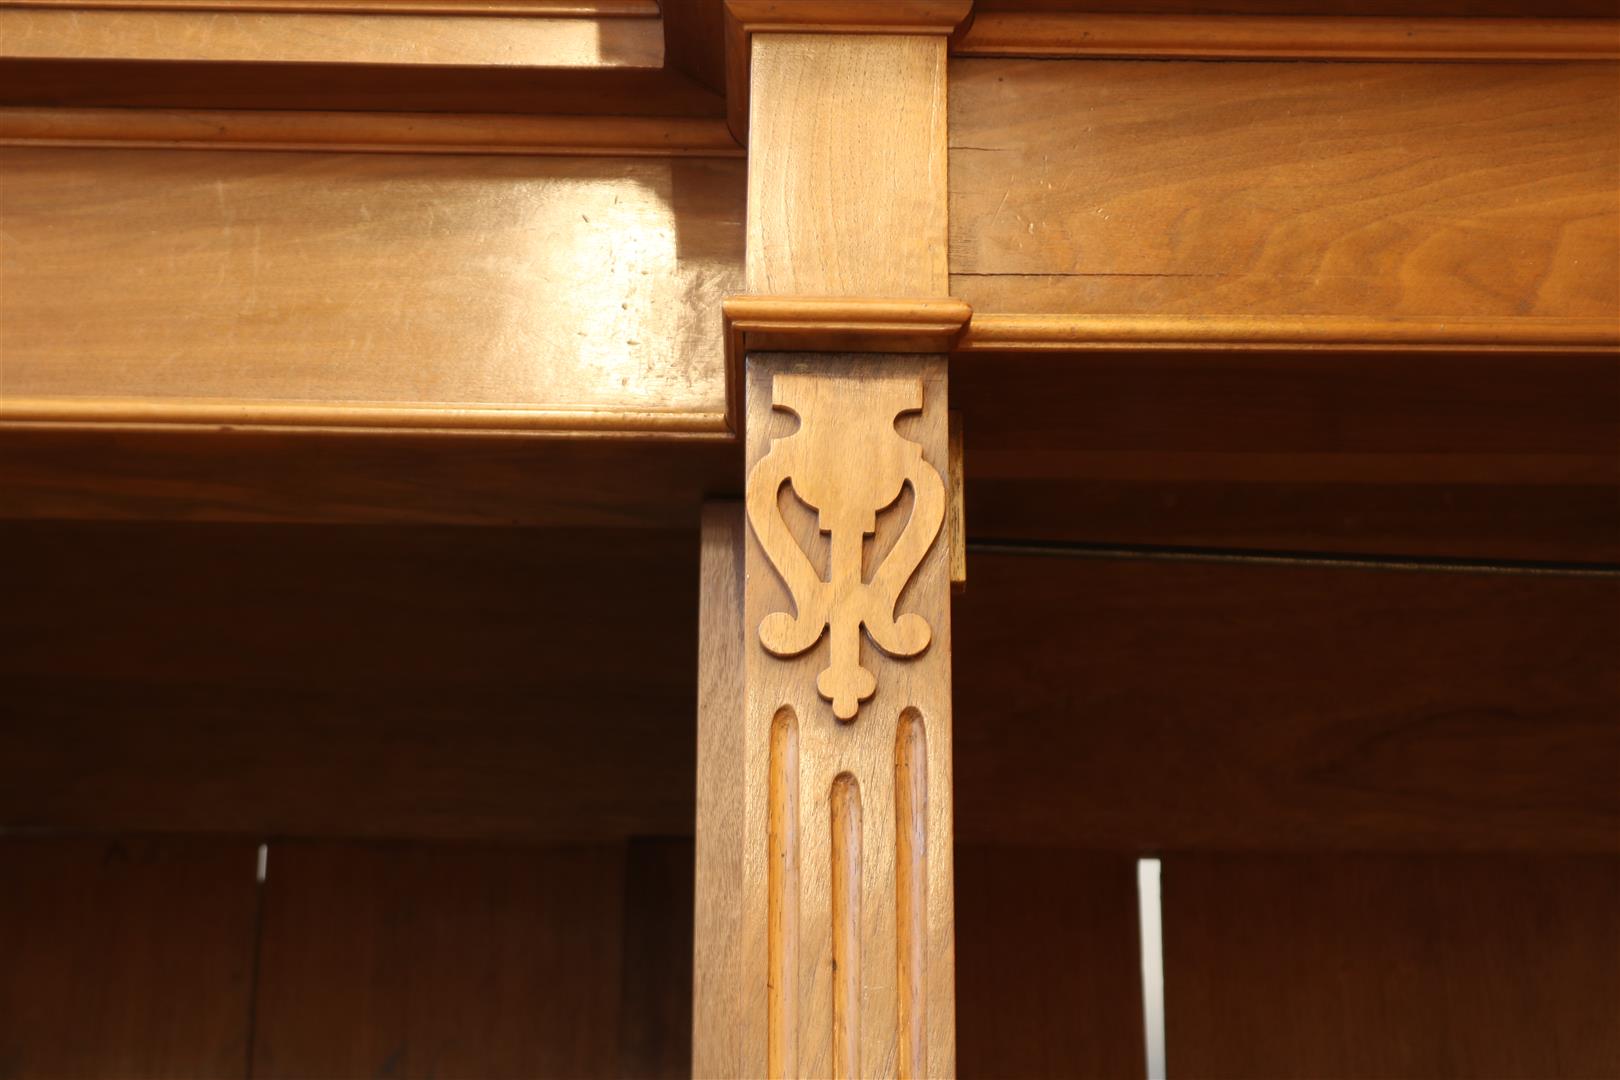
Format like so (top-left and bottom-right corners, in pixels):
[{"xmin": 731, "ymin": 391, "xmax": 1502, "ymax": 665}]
[
  {"xmin": 1163, "ymin": 855, "xmax": 1620, "ymax": 1078},
  {"xmin": 746, "ymin": 34, "xmax": 948, "ymax": 297},
  {"xmin": 742, "ymin": 355, "xmax": 957, "ymax": 1078},
  {"xmin": 953, "ymin": 552, "xmax": 1620, "ymax": 852},
  {"xmin": 0, "ymin": 6, "xmax": 662, "ymax": 66},
  {"xmin": 0, "ymin": 148, "xmax": 742, "ymax": 434},
  {"xmin": 951, "ymin": 58, "xmax": 1620, "ymax": 320},
  {"xmin": 250, "ymin": 841, "xmax": 625, "ymax": 1078},
  {"xmin": 0, "ymin": 837, "xmax": 260, "ymax": 1079}
]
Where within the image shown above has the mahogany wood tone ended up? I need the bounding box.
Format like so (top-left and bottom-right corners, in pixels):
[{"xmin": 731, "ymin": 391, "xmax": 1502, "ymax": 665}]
[
  {"xmin": 1163, "ymin": 856, "xmax": 1620, "ymax": 1078},
  {"xmin": 955, "ymin": 848, "xmax": 1145, "ymax": 1080},
  {"xmin": 661, "ymin": 0, "xmax": 726, "ymax": 93},
  {"xmin": 0, "ymin": 107, "xmax": 743, "ymax": 155},
  {"xmin": 0, "ymin": 522, "xmax": 701, "ymax": 840},
  {"xmin": 0, "ymin": 148, "xmax": 743, "ymax": 437},
  {"xmin": 618, "ymin": 838, "xmax": 696, "ymax": 1080},
  {"xmin": 953, "ymin": 553, "xmax": 1620, "ymax": 853},
  {"xmin": 955, "ymin": 347, "xmax": 1620, "ymax": 563},
  {"xmin": 742, "ymin": 354, "xmax": 957, "ymax": 1077},
  {"xmin": 0, "ymin": 6, "xmax": 664, "ymax": 67},
  {"xmin": 955, "ymin": 12, "xmax": 1620, "ymax": 60},
  {"xmin": 250, "ymin": 842, "xmax": 625, "ymax": 1078},
  {"xmin": 969, "ymin": 0, "xmax": 1618, "ymax": 13},
  {"xmin": 951, "ymin": 58, "xmax": 1620, "ymax": 321},
  {"xmin": 0, "ymin": 837, "xmax": 260, "ymax": 1079},
  {"xmin": 693, "ymin": 504, "xmax": 747, "ymax": 1078}
]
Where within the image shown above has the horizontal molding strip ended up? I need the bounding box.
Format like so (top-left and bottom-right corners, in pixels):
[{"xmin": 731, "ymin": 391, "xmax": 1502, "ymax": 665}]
[
  {"xmin": 958, "ymin": 313, "xmax": 1620, "ymax": 352},
  {"xmin": 0, "ymin": 107, "xmax": 744, "ymax": 156},
  {"xmin": 953, "ymin": 13, "xmax": 1620, "ymax": 61},
  {"xmin": 0, "ymin": 0, "xmax": 655, "ymax": 15},
  {"xmin": 0, "ymin": 398, "xmax": 733, "ymax": 439}
]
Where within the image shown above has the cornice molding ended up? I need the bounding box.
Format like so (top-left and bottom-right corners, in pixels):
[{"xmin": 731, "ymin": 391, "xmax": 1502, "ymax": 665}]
[
  {"xmin": 0, "ymin": 107, "xmax": 744, "ymax": 156},
  {"xmin": 723, "ymin": 0, "xmax": 973, "ymax": 141},
  {"xmin": 724, "ymin": 295, "xmax": 973, "ymax": 432},
  {"xmin": 954, "ymin": 12, "xmax": 1620, "ymax": 62}
]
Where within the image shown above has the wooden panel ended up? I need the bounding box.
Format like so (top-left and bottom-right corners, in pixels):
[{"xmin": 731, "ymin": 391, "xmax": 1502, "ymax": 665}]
[
  {"xmin": 953, "ymin": 553, "xmax": 1620, "ymax": 851},
  {"xmin": 951, "ymin": 59, "xmax": 1620, "ymax": 319},
  {"xmin": 0, "ymin": 7, "xmax": 662, "ymax": 67},
  {"xmin": 971, "ymin": 0, "xmax": 1618, "ymax": 13},
  {"xmin": 956, "ymin": 348, "xmax": 1620, "ymax": 562},
  {"xmin": 618, "ymin": 838, "xmax": 696, "ymax": 1080},
  {"xmin": 692, "ymin": 504, "xmax": 746, "ymax": 1078},
  {"xmin": 955, "ymin": 847, "xmax": 1145, "ymax": 1079},
  {"xmin": 1163, "ymin": 856, "xmax": 1620, "ymax": 1078},
  {"xmin": 251, "ymin": 841, "xmax": 624, "ymax": 1078},
  {"xmin": 741, "ymin": 354, "xmax": 956, "ymax": 1077},
  {"xmin": 0, "ymin": 522, "xmax": 698, "ymax": 839},
  {"xmin": 0, "ymin": 148, "xmax": 742, "ymax": 434},
  {"xmin": 0, "ymin": 837, "xmax": 259, "ymax": 1079},
  {"xmin": 746, "ymin": 34, "xmax": 948, "ymax": 297}
]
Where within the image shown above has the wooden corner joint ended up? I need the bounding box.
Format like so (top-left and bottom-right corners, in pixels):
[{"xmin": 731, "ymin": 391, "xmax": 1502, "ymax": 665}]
[
  {"xmin": 722, "ymin": 0, "xmax": 973, "ymax": 142},
  {"xmin": 722, "ymin": 296, "xmax": 972, "ymax": 433}
]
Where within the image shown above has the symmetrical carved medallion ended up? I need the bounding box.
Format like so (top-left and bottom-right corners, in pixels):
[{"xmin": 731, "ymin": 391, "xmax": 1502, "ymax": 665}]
[{"xmin": 745, "ymin": 373, "xmax": 946, "ymax": 720}]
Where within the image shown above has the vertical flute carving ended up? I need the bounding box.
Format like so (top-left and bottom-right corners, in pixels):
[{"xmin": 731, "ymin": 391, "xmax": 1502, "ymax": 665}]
[{"xmin": 744, "ymin": 353, "xmax": 956, "ymax": 1079}]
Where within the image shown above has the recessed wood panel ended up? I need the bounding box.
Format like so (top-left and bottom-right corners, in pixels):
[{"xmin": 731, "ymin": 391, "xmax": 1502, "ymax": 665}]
[
  {"xmin": 1163, "ymin": 855, "xmax": 1620, "ymax": 1078},
  {"xmin": 251, "ymin": 841, "xmax": 624, "ymax": 1078},
  {"xmin": 951, "ymin": 58, "xmax": 1620, "ymax": 320},
  {"xmin": 0, "ymin": 837, "xmax": 260, "ymax": 1079},
  {"xmin": 0, "ymin": 147, "xmax": 742, "ymax": 433},
  {"xmin": 0, "ymin": 522, "xmax": 699, "ymax": 839},
  {"xmin": 955, "ymin": 847, "xmax": 1145, "ymax": 1079},
  {"xmin": 954, "ymin": 553, "xmax": 1620, "ymax": 852},
  {"xmin": 956, "ymin": 347, "xmax": 1620, "ymax": 562}
]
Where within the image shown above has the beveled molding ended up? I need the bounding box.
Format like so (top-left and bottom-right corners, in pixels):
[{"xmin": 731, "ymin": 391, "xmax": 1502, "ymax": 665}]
[
  {"xmin": 0, "ymin": 0, "xmax": 654, "ymax": 16},
  {"xmin": 0, "ymin": 107, "xmax": 744, "ymax": 157},
  {"xmin": 954, "ymin": 12, "xmax": 1620, "ymax": 62},
  {"xmin": 722, "ymin": 295, "xmax": 973, "ymax": 433},
  {"xmin": 723, "ymin": 0, "xmax": 973, "ymax": 141}
]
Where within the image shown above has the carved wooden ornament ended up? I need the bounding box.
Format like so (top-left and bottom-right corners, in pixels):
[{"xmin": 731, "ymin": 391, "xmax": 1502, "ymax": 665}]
[{"xmin": 745, "ymin": 373, "xmax": 946, "ymax": 720}]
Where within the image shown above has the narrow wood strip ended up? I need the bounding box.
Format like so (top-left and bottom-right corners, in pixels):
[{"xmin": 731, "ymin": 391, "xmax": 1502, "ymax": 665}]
[
  {"xmin": 0, "ymin": 0, "xmax": 655, "ymax": 14},
  {"xmin": 958, "ymin": 313, "xmax": 1620, "ymax": 353},
  {"xmin": 0, "ymin": 398, "xmax": 732, "ymax": 437},
  {"xmin": 955, "ymin": 12, "xmax": 1620, "ymax": 61},
  {"xmin": 0, "ymin": 7, "xmax": 662, "ymax": 67},
  {"xmin": 0, "ymin": 108, "xmax": 743, "ymax": 156},
  {"xmin": 894, "ymin": 710, "xmax": 928, "ymax": 1079},
  {"xmin": 829, "ymin": 772, "xmax": 863, "ymax": 1080},
  {"xmin": 767, "ymin": 706, "xmax": 799, "ymax": 1079}
]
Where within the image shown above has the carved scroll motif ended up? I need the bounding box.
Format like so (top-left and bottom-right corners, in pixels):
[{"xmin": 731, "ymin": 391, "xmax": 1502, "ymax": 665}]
[{"xmin": 745, "ymin": 373, "xmax": 946, "ymax": 721}]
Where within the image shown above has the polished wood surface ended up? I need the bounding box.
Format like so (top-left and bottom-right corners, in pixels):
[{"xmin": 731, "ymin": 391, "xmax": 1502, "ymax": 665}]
[
  {"xmin": 0, "ymin": 6, "xmax": 662, "ymax": 67},
  {"xmin": 746, "ymin": 33, "xmax": 949, "ymax": 297},
  {"xmin": 3, "ymin": 0, "xmax": 656, "ymax": 13},
  {"xmin": 0, "ymin": 106, "xmax": 743, "ymax": 155},
  {"xmin": 956, "ymin": 347, "xmax": 1620, "ymax": 562},
  {"xmin": 0, "ymin": 838, "xmax": 261, "ymax": 1079},
  {"xmin": 0, "ymin": 148, "xmax": 742, "ymax": 435},
  {"xmin": 955, "ymin": 12, "xmax": 1620, "ymax": 60},
  {"xmin": 951, "ymin": 58, "xmax": 1620, "ymax": 320},
  {"xmin": 1164, "ymin": 856, "xmax": 1620, "ymax": 1077},
  {"xmin": 954, "ymin": 552, "xmax": 1620, "ymax": 852},
  {"xmin": 742, "ymin": 354, "xmax": 956, "ymax": 1078}
]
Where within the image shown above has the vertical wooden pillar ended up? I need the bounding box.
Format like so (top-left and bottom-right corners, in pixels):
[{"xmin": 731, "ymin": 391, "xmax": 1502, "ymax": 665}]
[{"xmin": 698, "ymin": 4, "xmax": 969, "ymax": 1077}]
